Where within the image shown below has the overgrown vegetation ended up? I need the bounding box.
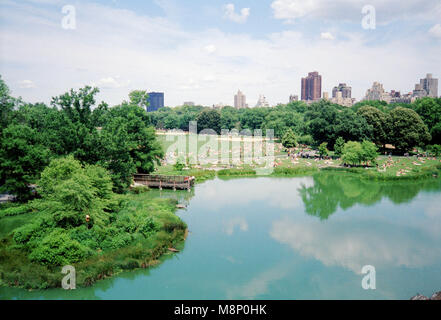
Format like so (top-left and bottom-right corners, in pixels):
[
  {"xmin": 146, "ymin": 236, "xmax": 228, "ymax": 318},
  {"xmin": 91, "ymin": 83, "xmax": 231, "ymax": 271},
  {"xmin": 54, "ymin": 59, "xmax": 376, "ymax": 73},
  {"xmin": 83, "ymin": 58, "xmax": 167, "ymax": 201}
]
[
  {"xmin": 0, "ymin": 76, "xmax": 163, "ymax": 200},
  {"xmin": 0, "ymin": 157, "xmax": 186, "ymax": 289}
]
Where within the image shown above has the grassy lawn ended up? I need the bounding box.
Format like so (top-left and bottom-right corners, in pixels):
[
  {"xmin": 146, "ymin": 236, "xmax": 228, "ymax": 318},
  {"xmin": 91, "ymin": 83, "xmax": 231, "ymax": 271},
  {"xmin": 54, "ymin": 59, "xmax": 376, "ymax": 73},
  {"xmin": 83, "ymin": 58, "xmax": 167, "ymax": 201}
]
[{"xmin": 155, "ymin": 132, "xmax": 441, "ymax": 181}]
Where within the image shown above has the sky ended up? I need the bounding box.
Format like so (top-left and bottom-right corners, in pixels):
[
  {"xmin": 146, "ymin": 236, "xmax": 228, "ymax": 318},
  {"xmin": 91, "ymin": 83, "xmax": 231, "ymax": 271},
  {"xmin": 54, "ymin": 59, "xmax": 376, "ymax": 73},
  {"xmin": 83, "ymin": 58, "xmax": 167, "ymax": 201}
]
[{"xmin": 0, "ymin": 0, "xmax": 440, "ymax": 107}]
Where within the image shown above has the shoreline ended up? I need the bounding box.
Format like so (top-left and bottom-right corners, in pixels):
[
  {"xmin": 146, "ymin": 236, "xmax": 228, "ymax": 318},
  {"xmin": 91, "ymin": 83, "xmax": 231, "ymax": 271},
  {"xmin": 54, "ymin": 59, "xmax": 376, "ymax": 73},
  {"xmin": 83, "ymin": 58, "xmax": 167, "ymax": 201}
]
[{"xmin": 1, "ymin": 165, "xmax": 440, "ymax": 292}]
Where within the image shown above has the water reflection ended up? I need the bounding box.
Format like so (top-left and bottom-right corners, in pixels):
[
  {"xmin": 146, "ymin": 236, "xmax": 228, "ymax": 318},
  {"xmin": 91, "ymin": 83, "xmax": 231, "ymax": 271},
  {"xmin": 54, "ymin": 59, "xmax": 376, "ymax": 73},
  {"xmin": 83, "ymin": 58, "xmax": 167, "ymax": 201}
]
[
  {"xmin": 299, "ymin": 173, "xmax": 441, "ymax": 220},
  {"xmin": 2, "ymin": 175, "xmax": 441, "ymax": 300}
]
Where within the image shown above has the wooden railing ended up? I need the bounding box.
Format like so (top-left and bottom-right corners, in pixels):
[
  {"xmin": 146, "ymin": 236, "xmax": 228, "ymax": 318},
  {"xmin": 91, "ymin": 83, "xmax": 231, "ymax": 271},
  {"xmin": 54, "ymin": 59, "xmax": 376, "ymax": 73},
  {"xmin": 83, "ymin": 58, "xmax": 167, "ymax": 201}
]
[{"xmin": 133, "ymin": 174, "xmax": 195, "ymax": 190}]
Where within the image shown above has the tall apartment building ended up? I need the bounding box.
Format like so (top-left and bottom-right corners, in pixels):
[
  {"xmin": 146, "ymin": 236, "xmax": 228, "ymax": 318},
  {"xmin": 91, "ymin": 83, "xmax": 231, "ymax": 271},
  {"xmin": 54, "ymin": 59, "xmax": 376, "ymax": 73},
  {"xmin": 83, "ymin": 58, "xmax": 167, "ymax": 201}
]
[
  {"xmin": 255, "ymin": 94, "xmax": 270, "ymax": 107},
  {"xmin": 147, "ymin": 92, "xmax": 164, "ymax": 112},
  {"xmin": 364, "ymin": 82, "xmax": 391, "ymax": 103},
  {"xmin": 419, "ymin": 73, "xmax": 438, "ymax": 97},
  {"xmin": 323, "ymin": 91, "xmax": 355, "ymax": 107},
  {"xmin": 301, "ymin": 71, "xmax": 322, "ymax": 101},
  {"xmin": 412, "ymin": 84, "xmax": 427, "ymax": 98},
  {"xmin": 332, "ymin": 83, "xmax": 352, "ymax": 99},
  {"xmin": 234, "ymin": 90, "xmax": 248, "ymax": 109}
]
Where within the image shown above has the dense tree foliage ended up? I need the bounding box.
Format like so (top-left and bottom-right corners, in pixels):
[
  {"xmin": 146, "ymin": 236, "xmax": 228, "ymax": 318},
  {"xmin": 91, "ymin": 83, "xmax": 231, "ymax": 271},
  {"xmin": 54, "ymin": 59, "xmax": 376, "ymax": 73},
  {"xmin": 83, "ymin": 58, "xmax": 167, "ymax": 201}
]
[
  {"xmin": 318, "ymin": 142, "xmax": 329, "ymax": 158},
  {"xmin": 196, "ymin": 109, "xmax": 221, "ymax": 134},
  {"xmin": 411, "ymin": 97, "xmax": 441, "ymax": 144},
  {"xmin": 342, "ymin": 141, "xmax": 378, "ymax": 166},
  {"xmin": 149, "ymin": 97, "xmax": 439, "ymax": 155},
  {"xmin": 334, "ymin": 137, "xmax": 345, "ymax": 157},
  {"xmin": 356, "ymin": 106, "xmax": 390, "ymax": 148},
  {"xmin": 281, "ymin": 128, "xmax": 297, "ymax": 149},
  {"xmin": 0, "ymin": 78, "xmax": 163, "ymax": 198},
  {"xmin": 388, "ymin": 107, "xmax": 431, "ymax": 153},
  {"xmin": 305, "ymin": 101, "xmax": 372, "ymax": 148}
]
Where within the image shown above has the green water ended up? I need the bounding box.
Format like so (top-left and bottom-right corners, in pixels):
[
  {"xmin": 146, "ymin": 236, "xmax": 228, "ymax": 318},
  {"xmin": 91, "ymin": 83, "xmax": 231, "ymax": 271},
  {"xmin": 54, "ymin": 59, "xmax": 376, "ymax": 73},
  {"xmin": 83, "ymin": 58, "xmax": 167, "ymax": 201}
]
[{"xmin": 1, "ymin": 173, "xmax": 441, "ymax": 300}]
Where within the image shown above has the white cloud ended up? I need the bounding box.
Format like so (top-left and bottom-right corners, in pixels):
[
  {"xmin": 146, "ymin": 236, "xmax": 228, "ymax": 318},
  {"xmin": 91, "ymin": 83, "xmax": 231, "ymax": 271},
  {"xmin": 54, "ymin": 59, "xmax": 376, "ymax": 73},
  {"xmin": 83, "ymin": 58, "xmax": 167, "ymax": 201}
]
[
  {"xmin": 223, "ymin": 3, "xmax": 250, "ymax": 24},
  {"xmin": 320, "ymin": 32, "xmax": 334, "ymax": 40},
  {"xmin": 0, "ymin": 1, "xmax": 439, "ymax": 107},
  {"xmin": 270, "ymin": 216, "xmax": 441, "ymax": 274},
  {"xmin": 223, "ymin": 217, "xmax": 248, "ymax": 236},
  {"xmin": 18, "ymin": 80, "xmax": 36, "ymax": 89},
  {"xmin": 204, "ymin": 44, "xmax": 217, "ymax": 54},
  {"xmin": 271, "ymin": 0, "xmax": 317, "ymax": 21},
  {"xmin": 93, "ymin": 77, "xmax": 130, "ymax": 89},
  {"xmin": 271, "ymin": 0, "xmax": 441, "ymax": 23},
  {"xmin": 429, "ymin": 24, "xmax": 441, "ymax": 38}
]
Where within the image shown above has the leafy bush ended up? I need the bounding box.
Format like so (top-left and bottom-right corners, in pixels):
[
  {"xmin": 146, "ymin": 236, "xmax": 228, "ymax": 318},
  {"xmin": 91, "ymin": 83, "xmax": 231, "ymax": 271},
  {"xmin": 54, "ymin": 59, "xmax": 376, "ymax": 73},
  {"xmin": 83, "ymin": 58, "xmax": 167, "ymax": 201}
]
[
  {"xmin": 29, "ymin": 229, "xmax": 92, "ymax": 266},
  {"xmin": 342, "ymin": 141, "xmax": 378, "ymax": 166},
  {"xmin": 281, "ymin": 128, "xmax": 297, "ymax": 149},
  {"xmin": 131, "ymin": 186, "xmax": 149, "ymax": 194},
  {"xmin": 297, "ymin": 135, "xmax": 314, "ymax": 146},
  {"xmin": 0, "ymin": 205, "xmax": 30, "ymax": 218}
]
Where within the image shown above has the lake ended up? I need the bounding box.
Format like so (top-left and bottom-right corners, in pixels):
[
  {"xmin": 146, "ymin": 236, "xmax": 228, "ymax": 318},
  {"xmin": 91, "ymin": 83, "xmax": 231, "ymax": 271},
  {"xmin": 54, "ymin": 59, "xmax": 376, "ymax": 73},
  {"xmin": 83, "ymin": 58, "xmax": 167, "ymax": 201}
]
[{"xmin": 1, "ymin": 173, "xmax": 441, "ymax": 300}]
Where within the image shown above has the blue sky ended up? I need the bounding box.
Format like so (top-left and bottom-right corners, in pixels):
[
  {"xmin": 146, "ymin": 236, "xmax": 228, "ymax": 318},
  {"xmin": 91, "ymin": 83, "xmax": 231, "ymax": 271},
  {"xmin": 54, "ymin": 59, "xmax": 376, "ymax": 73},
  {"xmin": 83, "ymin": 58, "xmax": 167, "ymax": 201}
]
[{"xmin": 0, "ymin": 0, "xmax": 440, "ymax": 107}]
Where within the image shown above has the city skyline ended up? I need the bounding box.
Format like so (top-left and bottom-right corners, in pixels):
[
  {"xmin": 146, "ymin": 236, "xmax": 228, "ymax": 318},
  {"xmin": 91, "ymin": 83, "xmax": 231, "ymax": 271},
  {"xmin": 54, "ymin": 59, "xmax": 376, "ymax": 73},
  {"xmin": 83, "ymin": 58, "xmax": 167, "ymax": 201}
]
[{"xmin": 1, "ymin": 1, "xmax": 440, "ymax": 107}]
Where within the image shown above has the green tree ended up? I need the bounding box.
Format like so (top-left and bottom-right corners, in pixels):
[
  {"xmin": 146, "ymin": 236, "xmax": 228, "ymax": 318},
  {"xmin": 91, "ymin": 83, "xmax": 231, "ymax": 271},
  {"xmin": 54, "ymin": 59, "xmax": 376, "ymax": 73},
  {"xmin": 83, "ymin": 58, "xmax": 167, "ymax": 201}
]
[
  {"xmin": 411, "ymin": 97, "xmax": 441, "ymax": 132},
  {"xmin": 0, "ymin": 124, "xmax": 51, "ymax": 200},
  {"xmin": 341, "ymin": 141, "xmax": 378, "ymax": 166},
  {"xmin": 388, "ymin": 107, "xmax": 431, "ymax": 153},
  {"xmin": 281, "ymin": 128, "xmax": 297, "ymax": 149},
  {"xmin": 318, "ymin": 142, "xmax": 329, "ymax": 158},
  {"xmin": 196, "ymin": 109, "xmax": 221, "ymax": 134},
  {"xmin": 360, "ymin": 140, "xmax": 378, "ymax": 164},
  {"xmin": 0, "ymin": 75, "xmax": 17, "ymax": 137},
  {"xmin": 428, "ymin": 144, "xmax": 441, "ymax": 157},
  {"xmin": 38, "ymin": 156, "xmax": 114, "ymax": 228},
  {"xmin": 128, "ymin": 90, "xmax": 149, "ymax": 109},
  {"xmin": 357, "ymin": 106, "xmax": 389, "ymax": 147},
  {"xmin": 51, "ymin": 86, "xmax": 100, "ymax": 128},
  {"xmin": 334, "ymin": 137, "xmax": 345, "ymax": 157},
  {"xmin": 342, "ymin": 141, "xmax": 363, "ymax": 166},
  {"xmin": 430, "ymin": 123, "xmax": 441, "ymax": 145}
]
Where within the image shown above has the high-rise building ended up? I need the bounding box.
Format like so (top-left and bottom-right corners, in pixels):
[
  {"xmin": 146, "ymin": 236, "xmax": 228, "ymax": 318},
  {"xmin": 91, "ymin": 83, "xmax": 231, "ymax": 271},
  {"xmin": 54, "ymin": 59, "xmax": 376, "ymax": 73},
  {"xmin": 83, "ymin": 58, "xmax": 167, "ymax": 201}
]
[
  {"xmin": 419, "ymin": 73, "xmax": 438, "ymax": 97},
  {"xmin": 323, "ymin": 91, "xmax": 355, "ymax": 107},
  {"xmin": 147, "ymin": 92, "xmax": 164, "ymax": 112},
  {"xmin": 234, "ymin": 90, "xmax": 248, "ymax": 109},
  {"xmin": 332, "ymin": 83, "xmax": 352, "ymax": 99},
  {"xmin": 412, "ymin": 84, "xmax": 427, "ymax": 98},
  {"xmin": 289, "ymin": 94, "xmax": 299, "ymax": 103},
  {"xmin": 255, "ymin": 94, "xmax": 270, "ymax": 107},
  {"xmin": 301, "ymin": 71, "xmax": 322, "ymax": 101},
  {"xmin": 364, "ymin": 82, "xmax": 391, "ymax": 103}
]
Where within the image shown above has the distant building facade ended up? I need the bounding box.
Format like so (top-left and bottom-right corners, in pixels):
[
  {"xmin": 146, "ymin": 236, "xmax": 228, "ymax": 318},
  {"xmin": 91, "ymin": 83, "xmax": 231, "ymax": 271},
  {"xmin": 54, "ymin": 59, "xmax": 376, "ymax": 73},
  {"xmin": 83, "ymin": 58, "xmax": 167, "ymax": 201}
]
[
  {"xmin": 416, "ymin": 73, "xmax": 438, "ymax": 98},
  {"xmin": 213, "ymin": 103, "xmax": 225, "ymax": 109},
  {"xmin": 301, "ymin": 71, "xmax": 322, "ymax": 101},
  {"xmin": 289, "ymin": 94, "xmax": 299, "ymax": 103},
  {"xmin": 147, "ymin": 92, "xmax": 164, "ymax": 112},
  {"xmin": 183, "ymin": 101, "xmax": 195, "ymax": 106},
  {"xmin": 323, "ymin": 91, "xmax": 355, "ymax": 107},
  {"xmin": 255, "ymin": 94, "xmax": 270, "ymax": 107},
  {"xmin": 412, "ymin": 84, "xmax": 427, "ymax": 98},
  {"xmin": 332, "ymin": 83, "xmax": 352, "ymax": 99},
  {"xmin": 234, "ymin": 90, "xmax": 248, "ymax": 109},
  {"xmin": 364, "ymin": 82, "xmax": 391, "ymax": 103}
]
